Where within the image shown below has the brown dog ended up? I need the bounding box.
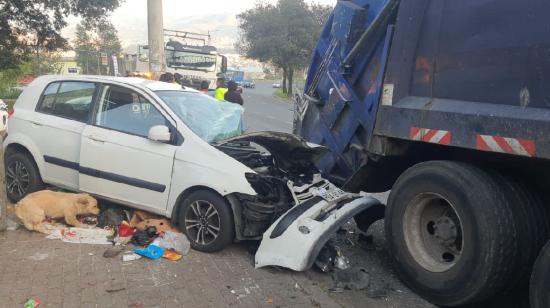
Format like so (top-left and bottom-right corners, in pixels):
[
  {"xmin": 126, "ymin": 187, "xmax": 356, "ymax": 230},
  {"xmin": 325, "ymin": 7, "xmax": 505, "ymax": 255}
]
[{"xmin": 15, "ymin": 190, "xmax": 100, "ymax": 234}]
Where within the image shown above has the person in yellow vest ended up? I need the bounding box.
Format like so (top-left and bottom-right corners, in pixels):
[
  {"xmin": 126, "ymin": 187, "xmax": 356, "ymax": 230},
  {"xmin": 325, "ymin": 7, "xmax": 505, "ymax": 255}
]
[{"xmin": 214, "ymin": 78, "xmax": 228, "ymax": 101}]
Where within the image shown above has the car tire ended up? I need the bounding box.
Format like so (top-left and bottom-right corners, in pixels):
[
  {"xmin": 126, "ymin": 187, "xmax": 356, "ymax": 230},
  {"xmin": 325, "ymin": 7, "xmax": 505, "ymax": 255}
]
[
  {"xmin": 530, "ymin": 241, "xmax": 550, "ymax": 308},
  {"xmin": 385, "ymin": 161, "xmax": 518, "ymax": 306},
  {"xmin": 5, "ymin": 152, "xmax": 44, "ymax": 202},
  {"xmin": 178, "ymin": 190, "xmax": 234, "ymax": 253}
]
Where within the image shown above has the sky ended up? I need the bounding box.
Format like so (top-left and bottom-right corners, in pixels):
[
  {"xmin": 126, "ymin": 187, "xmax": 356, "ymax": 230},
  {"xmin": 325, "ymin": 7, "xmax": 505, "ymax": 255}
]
[{"xmin": 63, "ymin": 0, "xmax": 337, "ymax": 51}]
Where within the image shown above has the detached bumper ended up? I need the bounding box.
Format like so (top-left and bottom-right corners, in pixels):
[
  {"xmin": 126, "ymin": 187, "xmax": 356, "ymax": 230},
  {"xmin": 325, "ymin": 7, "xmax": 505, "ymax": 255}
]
[{"xmin": 255, "ymin": 195, "xmax": 382, "ymax": 271}]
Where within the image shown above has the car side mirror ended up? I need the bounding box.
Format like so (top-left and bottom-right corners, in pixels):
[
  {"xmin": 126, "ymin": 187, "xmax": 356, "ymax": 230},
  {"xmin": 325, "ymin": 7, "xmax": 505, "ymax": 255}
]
[{"xmin": 148, "ymin": 125, "xmax": 171, "ymax": 143}]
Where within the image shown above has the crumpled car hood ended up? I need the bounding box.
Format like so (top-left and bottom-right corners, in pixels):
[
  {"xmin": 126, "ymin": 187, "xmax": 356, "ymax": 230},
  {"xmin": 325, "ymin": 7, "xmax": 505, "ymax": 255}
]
[{"xmin": 215, "ymin": 131, "xmax": 329, "ymax": 170}]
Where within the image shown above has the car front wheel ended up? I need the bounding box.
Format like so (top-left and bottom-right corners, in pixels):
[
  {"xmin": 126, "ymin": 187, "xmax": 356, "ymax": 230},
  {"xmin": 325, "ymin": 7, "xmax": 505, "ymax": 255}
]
[{"xmin": 178, "ymin": 190, "xmax": 234, "ymax": 252}]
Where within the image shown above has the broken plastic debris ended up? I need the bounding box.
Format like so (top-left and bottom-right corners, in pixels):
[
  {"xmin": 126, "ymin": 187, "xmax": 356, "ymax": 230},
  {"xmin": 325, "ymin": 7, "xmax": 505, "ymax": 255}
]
[
  {"xmin": 162, "ymin": 250, "xmax": 182, "ymax": 261},
  {"xmin": 151, "ymin": 231, "xmax": 190, "ymax": 255},
  {"xmin": 122, "ymin": 252, "xmax": 142, "ymax": 262},
  {"xmin": 330, "ymin": 267, "xmax": 370, "ymax": 291},
  {"xmin": 133, "ymin": 245, "xmax": 164, "ymax": 260},
  {"xmin": 266, "ymin": 297, "xmax": 273, "ymax": 304}
]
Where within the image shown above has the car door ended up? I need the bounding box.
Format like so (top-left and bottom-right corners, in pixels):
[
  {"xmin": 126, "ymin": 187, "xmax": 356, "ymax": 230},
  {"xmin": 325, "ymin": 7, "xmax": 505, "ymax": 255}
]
[
  {"xmin": 33, "ymin": 81, "xmax": 98, "ymax": 189},
  {"xmin": 79, "ymin": 84, "xmax": 177, "ymax": 213}
]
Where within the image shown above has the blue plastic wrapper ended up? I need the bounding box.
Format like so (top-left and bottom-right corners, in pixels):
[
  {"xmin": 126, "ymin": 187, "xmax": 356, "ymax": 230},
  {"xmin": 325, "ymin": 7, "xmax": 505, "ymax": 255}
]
[{"xmin": 156, "ymin": 90, "xmax": 244, "ymax": 143}]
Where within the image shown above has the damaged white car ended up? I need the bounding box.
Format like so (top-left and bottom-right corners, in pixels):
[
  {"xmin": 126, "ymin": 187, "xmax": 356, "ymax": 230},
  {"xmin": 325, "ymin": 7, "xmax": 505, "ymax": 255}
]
[{"xmin": 5, "ymin": 76, "xmax": 382, "ymax": 271}]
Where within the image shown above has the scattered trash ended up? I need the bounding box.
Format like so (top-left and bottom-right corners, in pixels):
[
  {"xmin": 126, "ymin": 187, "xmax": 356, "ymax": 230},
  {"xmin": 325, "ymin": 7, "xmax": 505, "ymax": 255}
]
[
  {"xmin": 27, "ymin": 253, "xmax": 49, "ymax": 261},
  {"xmin": 162, "ymin": 250, "xmax": 183, "ymax": 261},
  {"xmin": 315, "ymin": 244, "xmax": 337, "ymax": 272},
  {"xmin": 122, "ymin": 252, "xmax": 142, "ymax": 262},
  {"xmin": 330, "ymin": 267, "xmax": 370, "ymax": 292},
  {"xmin": 128, "ymin": 301, "xmax": 144, "ymax": 307},
  {"xmin": 334, "ymin": 253, "xmax": 350, "ymax": 270},
  {"xmin": 46, "ymin": 227, "xmax": 114, "ymax": 245},
  {"xmin": 118, "ymin": 221, "xmax": 135, "ymax": 237},
  {"xmin": 23, "ymin": 298, "xmax": 42, "ymax": 308},
  {"xmin": 151, "ymin": 231, "xmax": 190, "ymax": 255},
  {"xmin": 103, "ymin": 247, "xmax": 124, "ymax": 258},
  {"xmin": 366, "ymin": 283, "xmax": 391, "ymax": 299},
  {"xmin": 131, "ymin": 226, "xmax": 158, "ymax": 246},
  {"xmin": 88, "ymin": 253, "xmax": 94, "ymax": 256},
  {"xmin": 113, "ymin": 235, "xmax": 133, "ymax": 246},
  {"xmin": 133, "ymin": 245, "xmax": 165, "ymax": 260},
  {"xmin": 130, "ymin": 210, "xmax": 178, "ymax": 233},
  {"xmin": 314, "ymin": 242, "xmax": 349, "ymax": 272},
  {"xmin": 266, "ymin": 297, "xmax": 273, "ymax": 304},
  {"xmin": 97, "ymin": 208, "xmax": 128, "ymax": 228}
]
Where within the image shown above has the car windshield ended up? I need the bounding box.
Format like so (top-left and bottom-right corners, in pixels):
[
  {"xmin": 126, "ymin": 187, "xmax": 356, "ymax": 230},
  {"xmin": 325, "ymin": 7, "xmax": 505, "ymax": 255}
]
[{"xmin": 155, "ymin": 90, "xmax": 244, "ymax": 143}]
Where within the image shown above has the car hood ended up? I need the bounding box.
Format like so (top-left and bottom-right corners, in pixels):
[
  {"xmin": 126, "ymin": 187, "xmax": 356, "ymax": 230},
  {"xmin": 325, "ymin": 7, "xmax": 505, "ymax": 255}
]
[{"xmin": 215, "ymin": 131, "xmax": 329, "ymax": 170}]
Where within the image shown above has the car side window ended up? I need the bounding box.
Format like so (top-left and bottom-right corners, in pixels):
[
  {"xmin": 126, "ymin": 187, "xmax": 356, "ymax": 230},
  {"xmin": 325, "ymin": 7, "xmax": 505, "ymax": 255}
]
[
  {"xmin": 38, "ymin": 81, "xmax": 96, "ymax": 122},
  {"xmin": 95, "ymin": 85, "xmax": 167, "ymax": 138}
]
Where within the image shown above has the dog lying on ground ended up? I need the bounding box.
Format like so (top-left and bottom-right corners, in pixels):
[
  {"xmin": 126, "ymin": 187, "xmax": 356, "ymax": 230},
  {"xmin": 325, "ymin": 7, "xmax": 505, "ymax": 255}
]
[{"xmin": 15, "ymin": 190, "xmax": 100, "ymax": 234}]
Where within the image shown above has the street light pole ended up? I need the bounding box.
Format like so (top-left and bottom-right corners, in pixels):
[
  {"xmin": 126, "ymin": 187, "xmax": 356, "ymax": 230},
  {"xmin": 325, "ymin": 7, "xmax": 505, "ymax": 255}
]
[{"xmin": 147, "ymin": 0, "xmax": 165, "ymax": 75}]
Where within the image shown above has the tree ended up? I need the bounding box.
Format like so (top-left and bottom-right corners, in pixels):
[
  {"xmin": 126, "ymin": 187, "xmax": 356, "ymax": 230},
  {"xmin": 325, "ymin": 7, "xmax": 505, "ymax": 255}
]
[
  {"xmin": 237, "ymin": 0, "xmax": 332, "ymax": 96},
  {"xmin": 75, "ymin": 20, "xmax": 122, "ymax": 75},
  {"xmin": 0, "ymin": 0, "xmax": 122, "ymax": 70}
]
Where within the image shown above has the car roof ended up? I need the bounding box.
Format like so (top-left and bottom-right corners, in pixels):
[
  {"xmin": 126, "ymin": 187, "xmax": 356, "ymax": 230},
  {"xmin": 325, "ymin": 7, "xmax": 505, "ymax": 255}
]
[{"xmin": 33, "ymin": 75, "xmax": 198, "ymax": 92}]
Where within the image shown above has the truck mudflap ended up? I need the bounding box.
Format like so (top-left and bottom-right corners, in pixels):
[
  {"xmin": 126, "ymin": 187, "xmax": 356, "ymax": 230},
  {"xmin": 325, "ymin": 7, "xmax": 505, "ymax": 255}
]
[{"xmin": 254, "ymin": 195, "xmax": 383, "ymax": 271}]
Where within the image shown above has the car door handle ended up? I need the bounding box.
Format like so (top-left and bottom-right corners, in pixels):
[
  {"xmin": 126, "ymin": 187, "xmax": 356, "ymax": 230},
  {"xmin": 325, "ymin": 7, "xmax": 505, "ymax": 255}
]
[{"xmin": 89, "ymin": 135, "xmax": 105, "ymax": 142}]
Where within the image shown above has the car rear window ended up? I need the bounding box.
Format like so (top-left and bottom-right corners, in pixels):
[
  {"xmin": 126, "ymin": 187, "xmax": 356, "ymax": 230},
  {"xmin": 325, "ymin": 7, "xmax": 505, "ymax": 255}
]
[{"xmin": 38, "ymin": 81, "xmax": 96, "ymax": 122}]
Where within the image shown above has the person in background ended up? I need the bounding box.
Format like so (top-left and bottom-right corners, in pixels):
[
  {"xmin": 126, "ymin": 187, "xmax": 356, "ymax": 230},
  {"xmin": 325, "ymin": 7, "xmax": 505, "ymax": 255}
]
[
  {"xmin": 200, "ymin": 80, "xmax": 210, "ymax": 94},
  {"xmin": 159, "ymin": 72, "xmax": 175, "ymax": 83},
  {"xmin": 173, "ymin": 73, "xmax": 183, "ymax": 85},
  {"xmin": 214, "ymin": 78, "xmax": 228, "ymax": 101},
  {"xmin": 224, "ymin": 80, "xmax": 244, "ymax": 105}
]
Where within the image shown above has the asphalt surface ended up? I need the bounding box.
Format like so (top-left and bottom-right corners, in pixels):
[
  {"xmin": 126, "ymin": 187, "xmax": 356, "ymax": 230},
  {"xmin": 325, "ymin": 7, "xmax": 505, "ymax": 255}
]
[{"xmin": 241, "ymin": 81, "xmax": 294, "ymax": 133}]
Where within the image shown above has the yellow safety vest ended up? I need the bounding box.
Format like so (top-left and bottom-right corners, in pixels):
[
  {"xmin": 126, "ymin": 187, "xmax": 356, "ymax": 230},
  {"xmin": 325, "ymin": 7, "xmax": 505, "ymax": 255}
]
[{"xmin": 215, "ymin": 87, "xmax": 228, "ymax": 101}]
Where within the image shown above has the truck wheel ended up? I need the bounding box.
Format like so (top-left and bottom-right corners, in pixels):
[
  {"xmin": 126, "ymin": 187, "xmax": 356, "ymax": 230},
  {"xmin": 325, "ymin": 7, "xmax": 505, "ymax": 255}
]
[
  {"xmin": 489, "ymin": 173, "xmax": 550, "ymax": 294},
  {"xmin": 5, "ymin": 152, "xmax": 44, "ymax": 203},
  {"xmin": 530, "ymin": 241, "xmax": 550, "ymax": 308},
  {"xmin": 385, "ymin": 161, "xmax": 518, "ymax": 306},
  {"xmin": 178, "ymin": 190, "xmax": 234, "ymax": 253}
]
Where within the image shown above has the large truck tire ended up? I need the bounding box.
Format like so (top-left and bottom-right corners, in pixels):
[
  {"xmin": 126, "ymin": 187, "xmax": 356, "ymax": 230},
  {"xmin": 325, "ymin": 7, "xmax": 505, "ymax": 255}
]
[
  {"xmin": 488, "ymin": 173, "xmax": 550, "ymax": 295},
  {"xmin": 530, "ymin": 241, "xmax": 550, "ymax": 308},
  {"xmin": 385, "ymin": 161, "xmax": 520, "ymax": 306}
]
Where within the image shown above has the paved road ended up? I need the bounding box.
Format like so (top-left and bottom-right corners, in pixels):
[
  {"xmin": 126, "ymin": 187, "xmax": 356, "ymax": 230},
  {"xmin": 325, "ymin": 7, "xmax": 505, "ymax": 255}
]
[{"xmin": 241, "ymin": 81, "xmax": 294, "ymax": 133}]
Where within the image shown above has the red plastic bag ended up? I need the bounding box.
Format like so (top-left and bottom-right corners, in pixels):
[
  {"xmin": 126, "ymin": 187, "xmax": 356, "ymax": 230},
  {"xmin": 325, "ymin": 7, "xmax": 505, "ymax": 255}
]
[{"xmin": 118, "ymin": 221, "xmax": 135, "ymax": 237}]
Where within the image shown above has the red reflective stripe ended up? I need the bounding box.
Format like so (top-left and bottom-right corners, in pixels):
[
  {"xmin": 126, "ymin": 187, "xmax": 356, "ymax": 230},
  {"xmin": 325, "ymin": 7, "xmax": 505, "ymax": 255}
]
[
  {"xmin": 493, "ymin": 136, "xmax": 515, "ymax": 154},
  {"xmin": 439, "ymin": 132, "xmax": 451, "ymax": 145},
  {"xmin": 518, "ymin": 139, "xmax": 536, "ymax": 156},
  {"xmin": 421, "ymin": 129, "xmax": 438, "ymax": 142},
  {"xmin": 410, "ymin": 127, "xmax": 421, "ymax": 139},
  {"xmin": 476, "ymin": 135, "xmax": 492, "ymax": 152}
]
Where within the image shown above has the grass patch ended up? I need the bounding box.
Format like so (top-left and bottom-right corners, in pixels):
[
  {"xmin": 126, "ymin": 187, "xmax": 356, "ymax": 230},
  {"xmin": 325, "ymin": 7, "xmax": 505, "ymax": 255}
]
[{"xmin": 274, "ymin": 88, "xmax": 292, "ymax": 101}]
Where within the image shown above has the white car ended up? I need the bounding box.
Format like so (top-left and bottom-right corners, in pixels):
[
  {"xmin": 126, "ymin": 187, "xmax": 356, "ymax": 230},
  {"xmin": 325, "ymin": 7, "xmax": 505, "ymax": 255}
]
[{"xmin": 5, "ymin": 75, "xmax": 380, "ymax": 269}]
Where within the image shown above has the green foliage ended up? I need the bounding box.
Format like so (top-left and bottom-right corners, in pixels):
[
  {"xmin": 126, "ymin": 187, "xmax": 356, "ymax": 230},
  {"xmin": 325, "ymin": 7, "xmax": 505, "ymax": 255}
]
[
  {"xmin": 0, "ymin": 0, "xmax": 122, "ymax": 69},
  {"xmin": 74, "ymin": 20, "xmax": 122, "ymax": 75},
  {"xmin": 237, "ymin": 0, "xmax": 332, "ymax": 95}
]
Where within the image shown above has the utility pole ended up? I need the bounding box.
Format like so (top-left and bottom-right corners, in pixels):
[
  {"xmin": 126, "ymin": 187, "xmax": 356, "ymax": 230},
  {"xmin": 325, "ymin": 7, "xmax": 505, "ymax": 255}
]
[{"xmin": 147, "ymin": 0, "xmax": 165, "ymax": 75}]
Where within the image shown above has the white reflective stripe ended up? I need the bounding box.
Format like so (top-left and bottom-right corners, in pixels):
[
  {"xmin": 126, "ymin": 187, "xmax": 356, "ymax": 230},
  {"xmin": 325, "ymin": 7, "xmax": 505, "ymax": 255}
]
[
  {"xmin": 429, "ymin": 130, "xmax": 448, "ymax": 143},
  {"xmin": 481, "ymin": 135, "xmax": 505, "ymax": 153},
  {"xmin": 504, "ymin": 137, "xmax": 531, "ymax": 156}
]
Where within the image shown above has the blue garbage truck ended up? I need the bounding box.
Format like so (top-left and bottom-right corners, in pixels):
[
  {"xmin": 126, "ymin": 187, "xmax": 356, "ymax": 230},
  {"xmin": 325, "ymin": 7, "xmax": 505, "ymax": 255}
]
[{"xmin": 294, "ymin": 0, "xmax": 550, "ymax": 306}]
